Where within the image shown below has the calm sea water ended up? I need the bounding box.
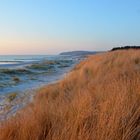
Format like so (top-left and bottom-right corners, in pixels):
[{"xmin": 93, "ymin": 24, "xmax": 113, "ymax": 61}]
[
  {"xmin": 0, "ymin": 55, "xmax": 78, "ymax": 95},
  {"xmin": 0, "ymin": 55, "xmax": 57, "ymax": 66}
]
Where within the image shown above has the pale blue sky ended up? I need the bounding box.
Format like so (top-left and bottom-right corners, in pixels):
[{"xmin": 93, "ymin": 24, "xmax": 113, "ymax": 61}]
[{"xmin": 0, "ymin": 0, "xmax": 140, "ymax": 54}]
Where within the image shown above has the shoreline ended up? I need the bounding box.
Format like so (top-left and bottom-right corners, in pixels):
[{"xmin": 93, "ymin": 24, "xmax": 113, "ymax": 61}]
[{"xmin": 0, "ymin": 59, "xmax": 78, "ymax": 121}]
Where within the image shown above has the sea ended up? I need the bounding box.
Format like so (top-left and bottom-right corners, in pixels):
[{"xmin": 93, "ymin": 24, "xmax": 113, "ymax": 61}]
[
  {"xmin": 0, "ymin": 54, "xmax": 85, "ymax": 120},
  {"xmin": 0, "ymin": 55, "xmax": 80, "ymax": 95}
]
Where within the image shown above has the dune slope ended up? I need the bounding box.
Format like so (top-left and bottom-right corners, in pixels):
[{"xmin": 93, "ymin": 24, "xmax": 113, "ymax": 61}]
[{"xmin": 0, "ymin": 50, "xmax": 140, "ymax": 140}]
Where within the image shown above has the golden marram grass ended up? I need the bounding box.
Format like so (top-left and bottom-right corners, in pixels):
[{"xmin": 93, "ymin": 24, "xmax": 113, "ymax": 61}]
[{"xmin": 0, "ymin": 50, "xmax": 140, "ymax": 140}]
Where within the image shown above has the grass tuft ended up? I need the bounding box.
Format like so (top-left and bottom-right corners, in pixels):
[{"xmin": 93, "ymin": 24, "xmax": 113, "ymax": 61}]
[{"xmin": 7, "ymin": 93, "xmax": 17, "ymax": 102}]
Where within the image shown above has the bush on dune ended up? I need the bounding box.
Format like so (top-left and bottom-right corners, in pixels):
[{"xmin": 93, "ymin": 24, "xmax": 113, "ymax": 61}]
[{"xmin": 0, "ymin": 50, "xmax": 140, "ymax": 140}]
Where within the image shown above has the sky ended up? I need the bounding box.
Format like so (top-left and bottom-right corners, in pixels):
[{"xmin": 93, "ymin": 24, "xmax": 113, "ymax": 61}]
[{"xmin": 0, "ymin": 0, "xmax": 140, "ymax": 55}]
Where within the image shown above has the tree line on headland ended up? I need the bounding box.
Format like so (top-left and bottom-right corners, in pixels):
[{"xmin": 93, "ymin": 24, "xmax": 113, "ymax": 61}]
[{"xmin": 111, "ymin": 46, "xmax": 140, "ymax": 51}]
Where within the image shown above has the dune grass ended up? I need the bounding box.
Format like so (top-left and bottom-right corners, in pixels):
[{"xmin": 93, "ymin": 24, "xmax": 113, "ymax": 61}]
[{"xmin": 0, "ymin": 50, "xmax": 140, "ymax": 140}]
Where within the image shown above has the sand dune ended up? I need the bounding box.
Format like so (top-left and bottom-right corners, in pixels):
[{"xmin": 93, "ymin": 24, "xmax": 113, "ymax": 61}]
[{"xmin": 0, "ymin": 49, "xmax": 140, "ymax": 140}]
